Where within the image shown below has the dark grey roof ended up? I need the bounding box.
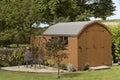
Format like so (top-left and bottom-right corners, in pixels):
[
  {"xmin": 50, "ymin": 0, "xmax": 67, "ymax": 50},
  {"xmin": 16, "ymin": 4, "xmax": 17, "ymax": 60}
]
[{"xmin": 44, "ymin": 21, "xmax": 93, "ymax": 36}]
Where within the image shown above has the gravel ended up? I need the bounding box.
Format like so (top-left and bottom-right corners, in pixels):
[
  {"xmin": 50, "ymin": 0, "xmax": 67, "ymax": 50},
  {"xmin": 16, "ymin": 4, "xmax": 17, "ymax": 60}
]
[{"xmin": 1, "ymin": 65, "xmax": 68, "ymax": 73}]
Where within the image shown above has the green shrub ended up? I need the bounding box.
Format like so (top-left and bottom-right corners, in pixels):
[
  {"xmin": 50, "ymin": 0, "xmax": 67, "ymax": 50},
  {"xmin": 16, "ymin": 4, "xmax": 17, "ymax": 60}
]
[
  {"xmin": 0, "ymin": 29, "xmax": 16, "ymax": 47},
  {"xmin": 9, "ymin": 61, "xmax": 19, "ymax": 66},
  {"xmin": 9, "ymin": 48, "xmax": 25, "ymax": 66},
  {"xmin": 0, "ymin": 61, "xmax": 9, "ymax": 67},
  {"xmin": 0, "ymin": 48, "xmax": 25, "ymax": 67}
]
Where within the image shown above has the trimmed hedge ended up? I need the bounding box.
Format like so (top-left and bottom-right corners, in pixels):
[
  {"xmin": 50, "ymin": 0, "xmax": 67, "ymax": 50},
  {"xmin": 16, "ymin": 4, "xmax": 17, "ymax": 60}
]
[{"xmin": 108, "ymin": 23, "xmax": 120, "ymax": 63}]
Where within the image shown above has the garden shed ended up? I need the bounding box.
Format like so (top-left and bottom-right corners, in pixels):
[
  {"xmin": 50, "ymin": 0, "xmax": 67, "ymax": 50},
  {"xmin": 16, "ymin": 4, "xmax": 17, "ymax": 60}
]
[{"xmin": 43, "ymin": 21, "xmax": 112, "ymax": 69}]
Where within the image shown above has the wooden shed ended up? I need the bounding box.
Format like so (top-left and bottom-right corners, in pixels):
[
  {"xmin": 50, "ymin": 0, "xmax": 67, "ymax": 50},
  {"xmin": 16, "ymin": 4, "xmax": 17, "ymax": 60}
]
[{"xmin": 43, "ymin": 21, "xmax": 112, "ymax": 69}]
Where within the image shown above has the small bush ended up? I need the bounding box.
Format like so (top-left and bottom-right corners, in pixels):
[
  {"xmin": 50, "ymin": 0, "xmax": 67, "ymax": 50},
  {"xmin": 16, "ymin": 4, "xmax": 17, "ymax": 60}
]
[
  {"xmin": 60, "ymin": 64, "xmax": 67, "ymax": 70},
  {"xmin": 80, "ymin": 63, "xmax": 90, "ymax": 71},
  {"xmin": 44, "ymin": 59, "xmax": 55, "ymax": 67},
  {"xmin": 67, "ymin": 63, "xmax": 76, "ymax": 72}
]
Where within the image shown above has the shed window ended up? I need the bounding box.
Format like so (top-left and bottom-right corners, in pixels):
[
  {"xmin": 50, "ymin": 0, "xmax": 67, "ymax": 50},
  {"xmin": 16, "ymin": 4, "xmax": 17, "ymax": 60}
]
[
  {"xmin": 51, "ymin": 36, "xmax": 68, "ymax": 47},
  {"xmin": 64, "ymin": 37, "xmax": 68, "ymax": 46}
]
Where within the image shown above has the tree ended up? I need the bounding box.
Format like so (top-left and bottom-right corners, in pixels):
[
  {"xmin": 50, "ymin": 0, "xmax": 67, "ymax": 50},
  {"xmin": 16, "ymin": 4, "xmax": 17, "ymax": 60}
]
[
  {"xmin": 14, "ymin": 32, "xmax": 27, "ymax": 47},
  {"xmin": 0, "ymin": 0, "xmax": 42, "ymax": 30},
  {"xmin": 38, "ymin": 0, "xmax": 116, "ymax": 23},
  {"xmin": 0, "ymin": 0, "xmax": 116, "ymax": 28},
  {"xmin": 0, "ymin": 0, "xmax": 43, "ymax": 45},
  {"xmin": 0, "ymin": 0, "xmax": 116, "ymax": 46},
  {"xmin": 0, "ymin": 29, "xmax": 16, "ymax": 47},
  {"xmin": 91, "ymin": 0, "xmax": 116, "ymax": 20},
  {"xmin": 46, "ymin": 38, "xmax": 68, "ymax": 79}
]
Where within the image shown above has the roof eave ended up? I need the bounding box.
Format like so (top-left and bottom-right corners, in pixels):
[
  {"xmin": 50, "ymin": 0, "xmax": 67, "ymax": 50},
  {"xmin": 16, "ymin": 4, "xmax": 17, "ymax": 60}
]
[{"xmin": 43, "ymin": 34, "xmax": 78, "ymax": 37}]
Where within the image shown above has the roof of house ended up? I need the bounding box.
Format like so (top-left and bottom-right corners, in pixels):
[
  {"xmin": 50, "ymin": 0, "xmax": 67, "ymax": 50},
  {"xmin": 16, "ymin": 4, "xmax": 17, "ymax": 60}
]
[{"xmin": 43, "ymin": 21, "xmax": 103, "ymax": 36}]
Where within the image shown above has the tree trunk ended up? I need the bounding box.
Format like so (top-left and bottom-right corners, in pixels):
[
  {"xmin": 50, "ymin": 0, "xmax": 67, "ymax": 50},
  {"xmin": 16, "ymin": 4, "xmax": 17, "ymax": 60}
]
[{"xmin": 57, "ymin": 62, "xmax": 60, "ymax": 79}]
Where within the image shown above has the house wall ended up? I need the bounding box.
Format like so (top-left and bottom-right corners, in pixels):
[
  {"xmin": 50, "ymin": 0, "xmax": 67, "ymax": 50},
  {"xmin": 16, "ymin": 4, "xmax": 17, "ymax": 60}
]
[{"xmin": 78, "ymin": 24, "xmax": 112, "ymax": 69}]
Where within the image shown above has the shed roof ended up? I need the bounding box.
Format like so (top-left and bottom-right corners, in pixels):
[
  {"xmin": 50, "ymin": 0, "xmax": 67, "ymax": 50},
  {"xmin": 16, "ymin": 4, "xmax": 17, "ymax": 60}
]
[{"xmin": 43, "ymin": 21, "xmax": 106, "ymax": 36}]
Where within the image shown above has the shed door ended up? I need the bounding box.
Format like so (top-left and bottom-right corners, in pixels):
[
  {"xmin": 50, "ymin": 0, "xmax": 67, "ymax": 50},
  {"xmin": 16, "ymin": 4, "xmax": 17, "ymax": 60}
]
[{"xmin": 78, "ymin": 25, "xmax": 112, "ymax": 67}]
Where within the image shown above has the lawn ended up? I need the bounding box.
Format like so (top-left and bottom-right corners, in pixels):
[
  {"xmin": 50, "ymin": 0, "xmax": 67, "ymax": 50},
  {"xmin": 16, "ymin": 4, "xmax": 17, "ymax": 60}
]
[{"xmin": 0, "ymin": 66, "xmax": 120, "ymax": 80}]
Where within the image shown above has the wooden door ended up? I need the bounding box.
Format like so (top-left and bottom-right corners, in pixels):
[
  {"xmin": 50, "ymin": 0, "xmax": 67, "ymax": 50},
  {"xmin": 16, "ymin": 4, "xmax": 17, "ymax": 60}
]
[{"xmin": 78, "ymin": 25, "xmax": 112, "ymax": 67}]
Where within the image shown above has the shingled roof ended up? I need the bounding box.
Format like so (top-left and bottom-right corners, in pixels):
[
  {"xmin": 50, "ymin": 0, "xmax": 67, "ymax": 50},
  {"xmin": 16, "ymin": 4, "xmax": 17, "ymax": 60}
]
[{"xmin": 44, "ymin": 21, "xmax": 94, "ymax": 36}]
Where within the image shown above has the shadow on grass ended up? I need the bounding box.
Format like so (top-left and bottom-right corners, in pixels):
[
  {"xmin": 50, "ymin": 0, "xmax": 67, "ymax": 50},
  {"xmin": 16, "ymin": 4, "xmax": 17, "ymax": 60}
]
[{"xmin": 61, "ymin": 72, "xmax": 82, "ymax": 78}]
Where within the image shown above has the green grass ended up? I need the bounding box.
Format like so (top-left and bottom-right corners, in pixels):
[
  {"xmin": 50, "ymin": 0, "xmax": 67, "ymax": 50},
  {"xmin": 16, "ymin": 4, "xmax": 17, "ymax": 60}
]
[{"xmin": 0, "ymin": 66, "xmax": 120, "ymax": 80}]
